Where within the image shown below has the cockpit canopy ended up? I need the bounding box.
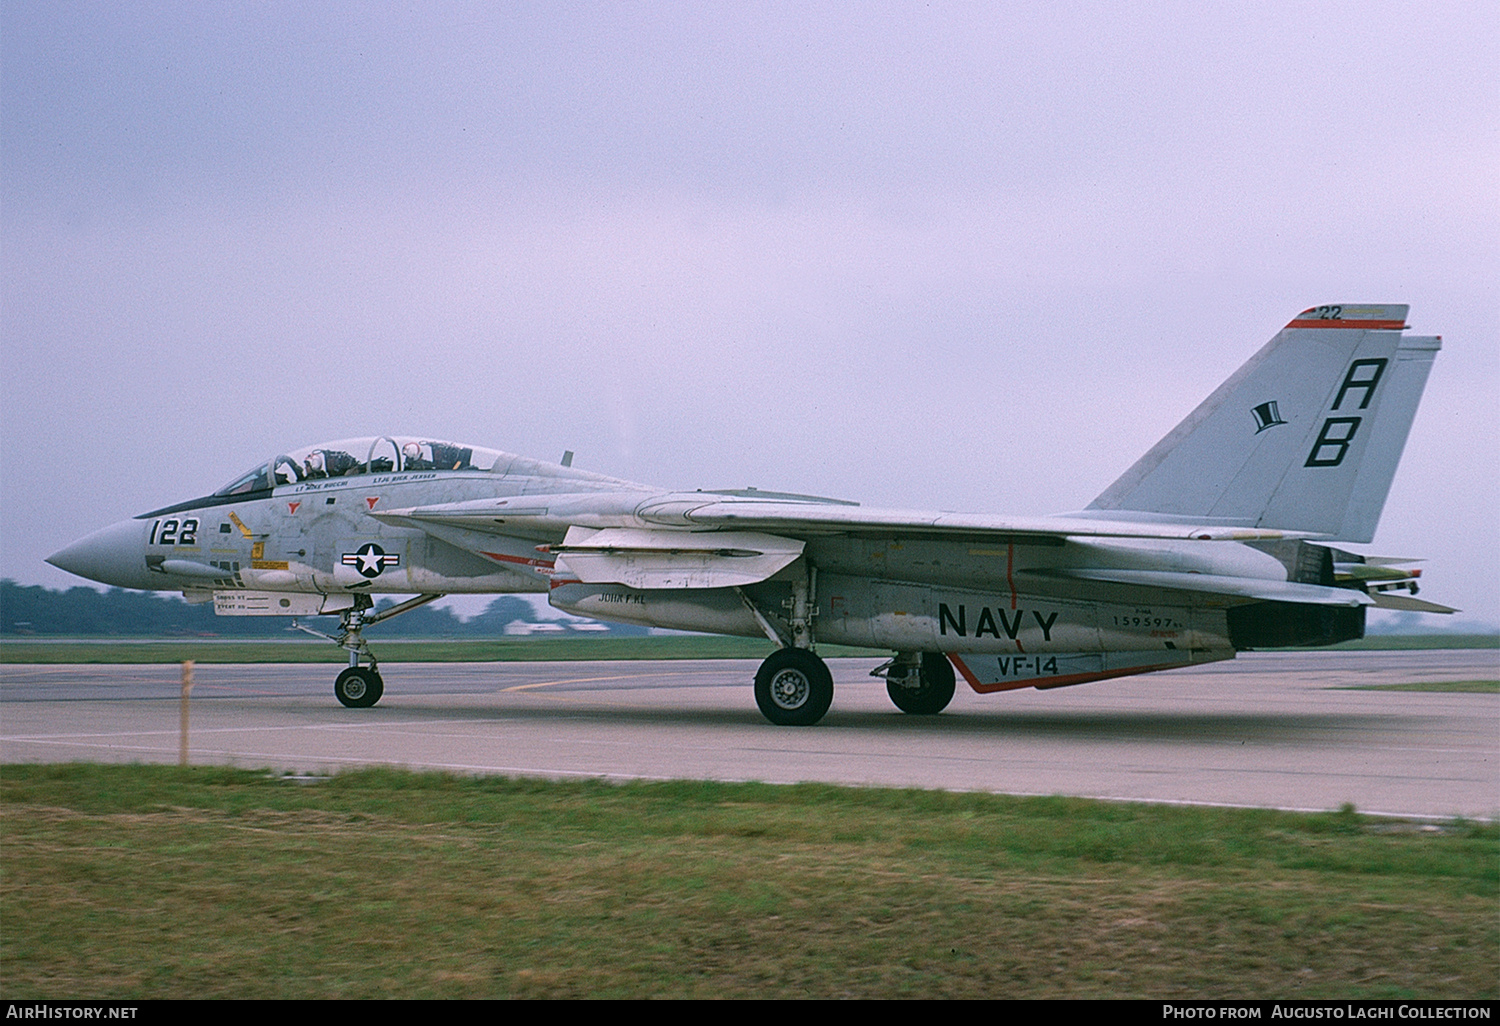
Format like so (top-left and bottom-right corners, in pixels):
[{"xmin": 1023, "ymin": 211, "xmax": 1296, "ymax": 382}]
[{"xmin": 214, "ymin": 437, "xmax": 508, "ymax": 496}]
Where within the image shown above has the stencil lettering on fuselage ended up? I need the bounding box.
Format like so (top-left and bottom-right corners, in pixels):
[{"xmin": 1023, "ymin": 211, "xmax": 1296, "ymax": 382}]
[{"xmin": 937, "ymin": 603, "xmax": 1058, "ymax": 641}]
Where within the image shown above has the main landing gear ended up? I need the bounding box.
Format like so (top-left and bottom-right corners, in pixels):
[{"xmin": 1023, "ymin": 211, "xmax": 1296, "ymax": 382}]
[
  {"xmin": 292, "ymin": 593, "xmax": 443, "ymax": 709},
  {"xmin": 754, "ymin": 648, "xmax": 834, "ymax": 726},
  {"xmin": 751, "ymin": 648, "xmax": 957, "ymax": 724},
  {"xmin": 743, "ymin": 572, "xmax": 837, "ymax": 726},
  {"xmin": 744, "ymin": 575, "xmax": 956, "ymax": 726},
  {"xmin": 873, "ymin": 651, "xmax": 956, "ymax": 715}
]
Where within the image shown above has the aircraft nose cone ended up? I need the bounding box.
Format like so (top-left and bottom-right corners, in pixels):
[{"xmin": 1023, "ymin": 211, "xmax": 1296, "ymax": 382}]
[{"xmin": 47, "ymin": 519, "xmax": 154, "ymax": 589}]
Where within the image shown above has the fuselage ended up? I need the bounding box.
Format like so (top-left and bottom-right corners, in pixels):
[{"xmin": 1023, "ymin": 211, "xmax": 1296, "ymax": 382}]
[{"xmin": 47, "ymin": 434, "xmax": 1344, "ymax": 670}]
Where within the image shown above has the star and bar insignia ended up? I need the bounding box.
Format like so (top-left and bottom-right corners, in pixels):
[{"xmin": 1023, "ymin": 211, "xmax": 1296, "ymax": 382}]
[{"xmin": 341, "ymin": 543, "xmax": 400, "ymax": 579}]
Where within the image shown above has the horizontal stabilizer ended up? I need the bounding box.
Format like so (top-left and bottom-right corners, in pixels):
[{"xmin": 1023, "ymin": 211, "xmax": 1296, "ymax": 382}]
[
  {"xmin": 1029, "ymin": 568, "xmax": 1374, "ymax": 606},
  {"xmin": 1368, "ymin": 593, "xmax": 1458, "ymax": 613},
  {"xmin": 1334, "ymin": 561, "xmax": 1423, "ymax": 583}
]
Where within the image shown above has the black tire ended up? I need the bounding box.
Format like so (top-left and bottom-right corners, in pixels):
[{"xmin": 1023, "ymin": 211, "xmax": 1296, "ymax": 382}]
[
  {"xmin": 754, "ymin": 648, "xmax": 834, "ymax": 726},
  {"xmin": 887, "ymin": 652, "xmax": 956, "ymax": 715},
  {"xmin": 335, "ymin": 666, "xmax": 384, "ymax": 708}
]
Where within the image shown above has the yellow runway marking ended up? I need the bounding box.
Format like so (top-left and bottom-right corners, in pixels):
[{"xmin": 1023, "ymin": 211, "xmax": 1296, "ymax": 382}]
[{"xmin": 501, "ymin": 671, "xmax": 700, "ymax": 693}]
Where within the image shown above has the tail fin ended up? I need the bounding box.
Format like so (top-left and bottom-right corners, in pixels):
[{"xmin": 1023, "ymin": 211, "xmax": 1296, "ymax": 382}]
[{"xmin": 1087, "ymin": 305, "xmax": 1440, "ymax": 542}]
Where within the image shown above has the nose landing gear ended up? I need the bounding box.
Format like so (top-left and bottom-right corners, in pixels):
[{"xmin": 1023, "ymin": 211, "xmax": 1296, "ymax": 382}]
[{"xmin": 291, "ymin": 593, "xmax": 442, "ymax": 708}]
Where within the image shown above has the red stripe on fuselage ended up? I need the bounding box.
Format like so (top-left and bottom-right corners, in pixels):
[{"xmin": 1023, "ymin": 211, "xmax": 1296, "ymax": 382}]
[
  {"xmin": 481, "ymin": 551, "xmax": 556, "ymax": 570},
  {"xmin": 948, "ymin": 654, "xmax": 1185, "ymax": 695},
  {"xmin": 1285, "ymin": 319, "xmax": 1406, "ymax": 330}
]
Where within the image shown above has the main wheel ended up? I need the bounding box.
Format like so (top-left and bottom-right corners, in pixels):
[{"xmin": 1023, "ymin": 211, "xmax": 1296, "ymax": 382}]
[
  {"xmin": 335, "ymin": 666, "xmax": 384, "ymax": 708},
  {"xmin": 887, "ymin": 652, "xmax": 956, "ymax": 715},
  {"xmin": 754, "ymin": 648, "xmax": 834, "ymax": 726}
]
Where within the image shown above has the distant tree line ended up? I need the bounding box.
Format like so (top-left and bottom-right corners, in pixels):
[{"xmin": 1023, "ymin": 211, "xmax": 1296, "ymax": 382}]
[{"xmin": 0, "ymin": 581, "xmax": 643, "ymax": 637}]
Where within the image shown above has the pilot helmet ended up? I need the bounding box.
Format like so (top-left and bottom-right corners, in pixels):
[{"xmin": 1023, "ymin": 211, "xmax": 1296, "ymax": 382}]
[
  {"xmin": 305, "ymin": 451, "xmax": 325, "ymax": 472},
  {"xmin": 402, "ymin": 442, "xmax": 422, "ymax": 462}
]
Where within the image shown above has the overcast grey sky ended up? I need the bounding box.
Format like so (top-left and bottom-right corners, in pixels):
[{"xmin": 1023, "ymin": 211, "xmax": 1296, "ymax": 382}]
[{"xmin": 3, "ymin": 2, "xmax": 1496, "ymax": 624}]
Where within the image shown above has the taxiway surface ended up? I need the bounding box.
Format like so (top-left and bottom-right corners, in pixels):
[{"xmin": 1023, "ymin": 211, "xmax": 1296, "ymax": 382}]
[{"xmin": 2, "ymin": 649, "xmax": 1495, "ymax": 818}]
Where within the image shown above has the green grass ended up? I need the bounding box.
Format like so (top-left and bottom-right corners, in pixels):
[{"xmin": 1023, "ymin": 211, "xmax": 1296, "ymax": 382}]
[
  {"xmin": 2, "ymin": 764, "xmax": 1494, "ymax": 999},
  {"xmin": 1338, "ymin": 680, "xmax": 1499, "ymax": 694}
]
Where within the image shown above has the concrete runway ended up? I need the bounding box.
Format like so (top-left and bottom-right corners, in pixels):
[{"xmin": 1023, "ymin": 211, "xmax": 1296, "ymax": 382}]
[{"xmin": 2, "ymin": 649, "xmax": 1496, "ymax": 819}]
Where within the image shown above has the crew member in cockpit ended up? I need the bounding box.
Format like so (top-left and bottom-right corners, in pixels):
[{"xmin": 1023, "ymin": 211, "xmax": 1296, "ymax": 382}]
[{"xmin": 401, "ymin": 442, "xmax": 432, "ymax": 472}]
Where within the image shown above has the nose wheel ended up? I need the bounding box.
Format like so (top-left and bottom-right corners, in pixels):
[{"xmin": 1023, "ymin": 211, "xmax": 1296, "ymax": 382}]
[
  {"xmin": 334, "ymin": 666, "xmax": 384, "ymax": 708},
  {"xmin": 290, "ymin": 593, "xmax": 444, "ymax": 709}
]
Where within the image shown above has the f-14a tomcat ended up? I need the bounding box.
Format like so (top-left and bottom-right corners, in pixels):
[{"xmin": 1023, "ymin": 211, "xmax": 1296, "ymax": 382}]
[{"xmin": 49, "ymin": 304, "xmax": 1454, "ymax": 724}]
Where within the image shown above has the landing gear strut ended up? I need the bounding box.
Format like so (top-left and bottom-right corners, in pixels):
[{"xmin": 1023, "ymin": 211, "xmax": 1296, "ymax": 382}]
[
  {"xmin": 743, "ymin": 567, "xmax": 834, "ymax": 726},
  {"xmin": 875, "ymin": 652, "xmax": 956, "ymax": 715},
  {"xmin": 292, "ymin": 593, "xmax": 442, "ymax": 709}
]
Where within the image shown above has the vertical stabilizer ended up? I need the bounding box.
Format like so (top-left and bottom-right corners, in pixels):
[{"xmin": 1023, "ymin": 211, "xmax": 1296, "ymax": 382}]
[{"xmin": 1087, "ymin": 305, "xmax": 1439, "ymax": 542}]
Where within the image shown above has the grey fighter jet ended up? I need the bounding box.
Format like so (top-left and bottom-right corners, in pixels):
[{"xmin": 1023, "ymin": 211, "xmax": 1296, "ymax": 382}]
[{"xmin": 49, "ymin": 304, "xmax": 1454, "ymax": 724}]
